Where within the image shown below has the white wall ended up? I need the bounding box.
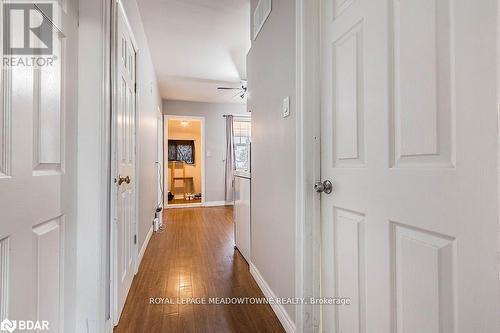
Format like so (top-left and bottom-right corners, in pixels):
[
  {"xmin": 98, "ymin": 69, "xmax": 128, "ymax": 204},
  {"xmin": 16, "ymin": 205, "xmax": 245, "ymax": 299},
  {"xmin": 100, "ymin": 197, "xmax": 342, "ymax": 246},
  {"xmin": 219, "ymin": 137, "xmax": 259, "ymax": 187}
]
[
  {"xmin": 163, "ymin": 100, "xmax": 247, "ymax": 203},
  {"xmin": 121, "ymin": 0, "xmax": 163, "ymax": 249},
  {"xmin": 247, "ymin": 0, "xmax": 297, "ymax": 322}
]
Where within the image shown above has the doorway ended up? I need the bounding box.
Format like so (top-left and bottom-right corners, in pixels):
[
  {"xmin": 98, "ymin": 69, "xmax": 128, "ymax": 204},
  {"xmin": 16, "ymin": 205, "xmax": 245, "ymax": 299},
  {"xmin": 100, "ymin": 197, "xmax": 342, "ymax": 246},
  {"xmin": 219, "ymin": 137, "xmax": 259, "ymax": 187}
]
[{"xmin": 164, "ymin": 116, "xmax": 205, "ymax": 207}]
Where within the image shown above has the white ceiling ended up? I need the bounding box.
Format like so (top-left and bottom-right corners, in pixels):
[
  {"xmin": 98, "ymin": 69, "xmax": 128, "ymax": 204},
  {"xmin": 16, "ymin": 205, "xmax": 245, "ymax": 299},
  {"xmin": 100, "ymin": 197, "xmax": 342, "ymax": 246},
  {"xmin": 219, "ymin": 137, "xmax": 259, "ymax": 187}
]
[
  {"xmin": 168, "ymin": 118, "xmax": 202, "ymax": 135},
  {"xmin": 136, "ymin": 0, "xmax": 251, "ymax": 104}
]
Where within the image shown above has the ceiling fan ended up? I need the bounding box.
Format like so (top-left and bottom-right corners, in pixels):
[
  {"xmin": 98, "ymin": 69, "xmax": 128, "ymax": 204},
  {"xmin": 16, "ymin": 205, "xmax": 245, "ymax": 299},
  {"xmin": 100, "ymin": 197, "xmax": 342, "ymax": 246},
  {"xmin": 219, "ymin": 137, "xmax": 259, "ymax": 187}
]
[{"xmin": 217, "ymin": 80, "xmax": 247, "ymax": 99}]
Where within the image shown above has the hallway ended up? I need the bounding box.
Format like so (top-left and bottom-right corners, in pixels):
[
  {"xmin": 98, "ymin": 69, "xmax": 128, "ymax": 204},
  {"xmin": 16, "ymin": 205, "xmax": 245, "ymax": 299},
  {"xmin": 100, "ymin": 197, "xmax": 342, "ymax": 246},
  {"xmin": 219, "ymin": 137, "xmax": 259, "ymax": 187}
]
[{"xmin": 114, "ymin": 207, "xmax": 285, "ymax": 333}]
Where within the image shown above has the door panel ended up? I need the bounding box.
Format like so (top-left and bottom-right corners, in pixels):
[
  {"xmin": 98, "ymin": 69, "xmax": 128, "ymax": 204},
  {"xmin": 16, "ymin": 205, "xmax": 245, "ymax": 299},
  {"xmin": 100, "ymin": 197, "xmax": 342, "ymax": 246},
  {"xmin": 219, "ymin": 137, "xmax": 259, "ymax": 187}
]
[
  {"xmin": 332, "ymin": 21, "xmax": 364, "ymax": 168},
  {"xmin": 391, "ymin": 0, "xmax": 454, "ymax": 167},
  {"xmin": 392, "ymin": 223, "xmax": 455, "ymax": 333},
  {"xmin": 34, "ymin": 31, "xmax": 64, "ymax": 173},
  {"xmin": 234, "ymin": 176, "xmax": 251, "ymax": 263},
  {"xmin": 320, "ymin": 0, "xmax": 499, "ymax": 332},
  {"xmin": 114, "ymin": 3, "xmax": 137, "ymax": 322},
  {"xmin": 0, "ymin": 1, "xmax": 78, "ymax": 332}
]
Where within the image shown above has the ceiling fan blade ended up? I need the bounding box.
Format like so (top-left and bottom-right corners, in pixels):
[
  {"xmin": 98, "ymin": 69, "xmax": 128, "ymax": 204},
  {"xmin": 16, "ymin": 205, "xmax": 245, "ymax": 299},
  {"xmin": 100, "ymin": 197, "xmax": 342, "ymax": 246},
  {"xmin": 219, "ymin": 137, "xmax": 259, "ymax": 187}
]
[{"xmin": 217, "ymin": 87, "xmax": 240, "ymax": 90}]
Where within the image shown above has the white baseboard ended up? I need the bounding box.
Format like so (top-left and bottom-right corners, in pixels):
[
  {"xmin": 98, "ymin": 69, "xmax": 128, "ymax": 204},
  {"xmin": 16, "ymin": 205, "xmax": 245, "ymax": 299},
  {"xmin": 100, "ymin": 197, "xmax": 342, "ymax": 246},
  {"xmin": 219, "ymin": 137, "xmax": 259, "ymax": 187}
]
[
  {"xmin": 203, "ymin": 200, "xmax": 233, "ymax": 207},
  {"xmin": 136, "ymin": 225, "xmax": 153, "ymax": 273},
  {"xmin": 165, "ymin": 201, "xmax": 233, "ymax": 209},
  {"xmin": 104, "ymin": 319, "xmax": 113, "ymax": 333},
  {"xmin": 250, "ymin": 263, "xmax": 296, "ymax": 333},
  {"xmin": 166, "ymin": 203, "xmax": 203, "ymax": 209}
]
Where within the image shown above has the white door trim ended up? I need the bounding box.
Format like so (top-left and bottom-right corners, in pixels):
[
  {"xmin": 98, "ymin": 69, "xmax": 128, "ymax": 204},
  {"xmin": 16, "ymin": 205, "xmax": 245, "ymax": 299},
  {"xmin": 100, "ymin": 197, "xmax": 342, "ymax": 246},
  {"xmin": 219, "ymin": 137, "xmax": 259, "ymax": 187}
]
[
  {"xmin": 158, "ymin": 108, "xmax": 164, "ymax": 209},
  {"xmin": 116, "ymin": 0, "xmax": 139, "ymax": 51},
  {"xmin": 164, "ymin": 115, "xmax": 206, "ymax": 207},
  {"xmin": 497, "ymin": 0, "xmax": 500, "ymax": 314},
  {"xmin": 156, "ymin": 107, "xmax": 164, "ymax": 227},
  {"xmin": 295, "ymin": 0, "xmax": 321, "ymax": 332},
  {"xmin": 76, "ymin": 0, "xmax": 113, "ymax": 332}
]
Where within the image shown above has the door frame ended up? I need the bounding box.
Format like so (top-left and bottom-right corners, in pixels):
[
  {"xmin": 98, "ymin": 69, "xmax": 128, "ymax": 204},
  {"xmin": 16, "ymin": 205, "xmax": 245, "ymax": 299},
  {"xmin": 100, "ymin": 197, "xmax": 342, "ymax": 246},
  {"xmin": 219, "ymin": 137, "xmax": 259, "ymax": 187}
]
[
  {"xmin": 76, "ymin": 0, "xmax": 113, "ymax": 332},
  {"xmin": 109, "ymin": 0, "xmax": 140, "ymax": 326},
  {"xmin": 163, "ymin": 115, "xmax": 206, "ymax": 208},
  {"xmin": 295, "ymin": 0, "xmax": 322, "ymax": 332}
]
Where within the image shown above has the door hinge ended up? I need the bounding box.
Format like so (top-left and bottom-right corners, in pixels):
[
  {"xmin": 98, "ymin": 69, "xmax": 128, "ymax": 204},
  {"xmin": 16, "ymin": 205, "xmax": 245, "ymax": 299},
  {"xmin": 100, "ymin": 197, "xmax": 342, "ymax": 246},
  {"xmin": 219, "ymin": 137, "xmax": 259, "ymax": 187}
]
[{"xmin": 134, "ymin": 234, "xmax": 137, "ymax": 245}]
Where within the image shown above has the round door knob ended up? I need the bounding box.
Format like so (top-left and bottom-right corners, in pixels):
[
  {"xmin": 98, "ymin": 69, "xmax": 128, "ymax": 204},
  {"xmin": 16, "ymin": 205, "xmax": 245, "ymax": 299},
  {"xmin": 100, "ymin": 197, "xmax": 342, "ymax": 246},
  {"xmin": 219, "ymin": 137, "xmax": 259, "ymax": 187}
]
[
  {"xmin": 118, "ymin": 175, "xmax": 131, "ymax": 186},
  {"xmin": 314, "ymin": 180, "xmax": 333, "ymax": 194}
]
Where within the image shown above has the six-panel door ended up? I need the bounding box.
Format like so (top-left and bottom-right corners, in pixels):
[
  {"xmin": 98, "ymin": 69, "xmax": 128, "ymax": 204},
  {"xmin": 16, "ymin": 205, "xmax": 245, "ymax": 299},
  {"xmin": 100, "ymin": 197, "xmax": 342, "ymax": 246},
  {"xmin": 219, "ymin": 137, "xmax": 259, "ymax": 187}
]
[
  {"xmin": 320, "ymin": 0, "xmax": 499, "ymax": 332},
  {"xmin": 0, "ymin": 1, "xmax": 78, "ymax": 332},
  {"xmin": 114, "ymin": 3, "xmax": 137, "ymax": 323}
]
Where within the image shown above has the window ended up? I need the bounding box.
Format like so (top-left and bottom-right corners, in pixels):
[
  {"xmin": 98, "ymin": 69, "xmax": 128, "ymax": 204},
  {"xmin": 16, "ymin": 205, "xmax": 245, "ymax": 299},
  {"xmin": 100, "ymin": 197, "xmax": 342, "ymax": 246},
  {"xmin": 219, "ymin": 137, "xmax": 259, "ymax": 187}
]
[
  {"xmin": 168, "ymin": 140, "xmax": 195, "ymax": 164},
  {"xmin": 233, "ymin": 118, "xmax": 251, "ymax": 172}
]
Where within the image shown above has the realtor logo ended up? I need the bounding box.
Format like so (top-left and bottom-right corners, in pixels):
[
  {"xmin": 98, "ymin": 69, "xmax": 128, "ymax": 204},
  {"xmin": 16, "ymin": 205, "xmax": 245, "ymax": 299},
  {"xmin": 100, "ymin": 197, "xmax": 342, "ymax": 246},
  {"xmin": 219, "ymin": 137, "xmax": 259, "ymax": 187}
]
[
  {"xmin": 0, "ymin": 319, "xmax": 16, "ymax": 333},
  {"xmin": 3, "ymin": 2, "xmax": 53, "ymax": 55}
]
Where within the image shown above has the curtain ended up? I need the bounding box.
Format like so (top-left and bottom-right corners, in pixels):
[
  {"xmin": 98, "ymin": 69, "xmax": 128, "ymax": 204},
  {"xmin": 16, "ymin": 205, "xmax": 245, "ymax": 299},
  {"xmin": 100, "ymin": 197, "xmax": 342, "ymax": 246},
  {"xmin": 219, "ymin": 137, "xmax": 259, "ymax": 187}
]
[{"xmin": 224, "ymin": 115, "xmax": 235, "ymax": 202}]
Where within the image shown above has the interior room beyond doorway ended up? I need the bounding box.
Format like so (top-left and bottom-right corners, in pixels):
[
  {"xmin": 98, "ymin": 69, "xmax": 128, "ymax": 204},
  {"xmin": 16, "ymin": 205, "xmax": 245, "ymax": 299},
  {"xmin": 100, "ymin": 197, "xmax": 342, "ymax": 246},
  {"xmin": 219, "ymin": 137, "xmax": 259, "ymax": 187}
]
[{"xmin": 166, "ymin": 117, "xmax": 204, "ymax": 206}]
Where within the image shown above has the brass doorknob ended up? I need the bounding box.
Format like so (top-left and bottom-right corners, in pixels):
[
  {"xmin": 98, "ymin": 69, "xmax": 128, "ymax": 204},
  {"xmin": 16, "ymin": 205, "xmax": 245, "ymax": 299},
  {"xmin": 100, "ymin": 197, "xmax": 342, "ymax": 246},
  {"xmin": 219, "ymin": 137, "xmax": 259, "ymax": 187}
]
[{"xmin": 118, "ymin": 175, "xmax": 131, "ymax": 185}]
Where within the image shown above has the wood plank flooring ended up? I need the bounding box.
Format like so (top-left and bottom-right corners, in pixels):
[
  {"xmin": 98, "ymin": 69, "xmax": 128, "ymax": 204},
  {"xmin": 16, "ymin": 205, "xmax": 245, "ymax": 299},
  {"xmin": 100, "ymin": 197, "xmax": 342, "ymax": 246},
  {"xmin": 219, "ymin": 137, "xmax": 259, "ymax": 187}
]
[{"xmin": 114, "ymin": 206, "xmax": 286, "ymax": 333}]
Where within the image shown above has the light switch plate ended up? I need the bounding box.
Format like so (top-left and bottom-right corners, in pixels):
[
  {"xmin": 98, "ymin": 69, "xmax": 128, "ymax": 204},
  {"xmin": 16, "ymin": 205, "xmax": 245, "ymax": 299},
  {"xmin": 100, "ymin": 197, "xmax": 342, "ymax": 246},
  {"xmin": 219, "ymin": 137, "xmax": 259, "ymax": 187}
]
[{"xmin": 283, "ymin": 96, "xmax": 290, "ymax": 118}]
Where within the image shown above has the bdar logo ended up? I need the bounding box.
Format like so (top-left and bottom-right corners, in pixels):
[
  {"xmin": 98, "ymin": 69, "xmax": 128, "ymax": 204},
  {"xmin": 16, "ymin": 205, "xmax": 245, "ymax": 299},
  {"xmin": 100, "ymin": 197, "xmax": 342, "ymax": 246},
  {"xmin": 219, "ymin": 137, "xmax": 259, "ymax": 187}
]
[{"xmin": 0, "ymin": 318, "xmax": 16, "ymax": 333}]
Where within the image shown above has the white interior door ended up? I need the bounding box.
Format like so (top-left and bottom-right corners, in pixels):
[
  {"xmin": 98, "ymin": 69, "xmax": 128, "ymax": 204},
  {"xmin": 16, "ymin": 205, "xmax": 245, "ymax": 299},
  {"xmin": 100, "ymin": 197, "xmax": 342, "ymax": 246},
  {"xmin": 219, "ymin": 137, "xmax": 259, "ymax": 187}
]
[
  {"xmin": 113, "ymin": 2, "xmax": 137, "ymax": 323},
  {"xmin": 320, "ymin": 0, "xmax": 499, "ymax": 332},
  {"xmin": 0, "ymin": 1, "xmax": 78, "ymax": 332}
]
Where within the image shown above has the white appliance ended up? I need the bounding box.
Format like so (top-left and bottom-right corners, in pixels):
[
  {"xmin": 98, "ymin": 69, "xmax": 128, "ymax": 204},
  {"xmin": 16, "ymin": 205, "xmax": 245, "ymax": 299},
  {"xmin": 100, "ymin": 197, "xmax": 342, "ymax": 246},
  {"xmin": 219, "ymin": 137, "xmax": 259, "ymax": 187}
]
[{"xmin": 234, "ymin": 173, "xmax": 251, "ymax": 263}]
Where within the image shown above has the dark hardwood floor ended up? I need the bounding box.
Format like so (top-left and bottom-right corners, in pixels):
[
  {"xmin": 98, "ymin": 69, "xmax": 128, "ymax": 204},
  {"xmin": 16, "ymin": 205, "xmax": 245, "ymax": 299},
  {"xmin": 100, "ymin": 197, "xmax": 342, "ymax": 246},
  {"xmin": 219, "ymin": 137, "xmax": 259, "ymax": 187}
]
[{"xmin": 114, "ymin": 206, "xmax": 286, "ymax": 333}]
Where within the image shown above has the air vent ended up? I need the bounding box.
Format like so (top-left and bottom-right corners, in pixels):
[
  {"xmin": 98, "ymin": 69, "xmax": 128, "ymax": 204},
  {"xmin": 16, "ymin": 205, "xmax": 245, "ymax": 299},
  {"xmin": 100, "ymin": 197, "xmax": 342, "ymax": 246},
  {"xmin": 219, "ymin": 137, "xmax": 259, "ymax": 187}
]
[{"xmin": 253, "ymin": 0, "xmax": 272, "ymax": 40}]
